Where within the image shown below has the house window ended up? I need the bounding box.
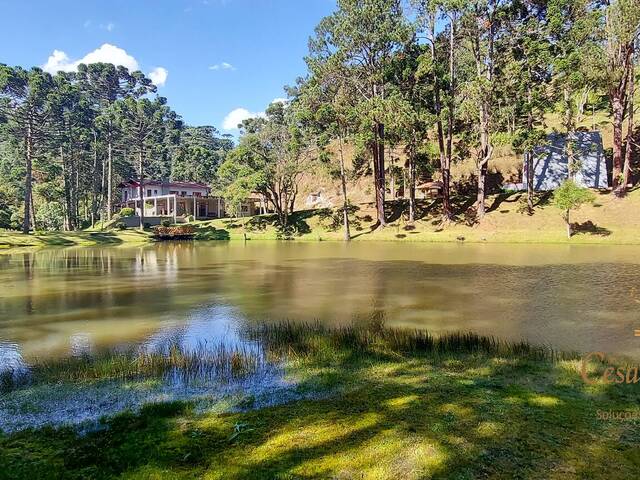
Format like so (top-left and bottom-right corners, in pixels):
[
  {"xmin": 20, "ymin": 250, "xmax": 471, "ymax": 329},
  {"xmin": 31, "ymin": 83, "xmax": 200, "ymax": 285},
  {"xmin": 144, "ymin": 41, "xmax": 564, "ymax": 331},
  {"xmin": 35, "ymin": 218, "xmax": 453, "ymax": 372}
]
[
  {"xmin": 124, "ymin": 191, "xmax": 128, "ymax": 201},
  {"xmin": 181, "ymin": 191, "xmax": 187, "ymax": 196},
  {"xmin": 194, "ymin": 192, "xmax": 202, "ymax": 197},
  {"xmin": 153, "ymin": 189, "xmax": 158, "ymax": 195},
  {"xmin": 147, "ymin": 189, "xmax": 152, "ymax": 197}
]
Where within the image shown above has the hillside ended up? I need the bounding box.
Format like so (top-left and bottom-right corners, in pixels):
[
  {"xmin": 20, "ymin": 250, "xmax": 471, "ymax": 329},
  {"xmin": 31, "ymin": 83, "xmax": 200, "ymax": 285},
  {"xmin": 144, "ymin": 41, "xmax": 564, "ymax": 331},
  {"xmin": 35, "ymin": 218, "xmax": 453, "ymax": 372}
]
[
  {"xmin": 205, "ymin": 186, "xmax": 640, "ymax": 244},
  {"xmin": 295, "ymin": 111, "xmax": 624, "ymax": 213}
]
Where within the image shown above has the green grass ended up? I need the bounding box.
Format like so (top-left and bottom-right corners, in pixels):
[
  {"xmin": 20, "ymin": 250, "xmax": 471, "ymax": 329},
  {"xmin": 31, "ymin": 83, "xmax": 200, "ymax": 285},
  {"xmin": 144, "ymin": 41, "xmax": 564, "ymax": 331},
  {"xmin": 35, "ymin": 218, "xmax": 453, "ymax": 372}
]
[
  {"xmin": 200, "ymin": 188, "xmax": 640, "ymax": 245},
  {"xmin": 1, "ymin": 342, "xmax": 263, "ymax": 393},
  {"xmin": 2, "ymin": 187, "xmax": 640, "ymax": 253},
  {"xmin": 1, "ymin": 323, "xmax": 639, "ymax": 479},
  {"xmin": 0, "ymin": 228, "xmax": 153, "ymax": 251}
]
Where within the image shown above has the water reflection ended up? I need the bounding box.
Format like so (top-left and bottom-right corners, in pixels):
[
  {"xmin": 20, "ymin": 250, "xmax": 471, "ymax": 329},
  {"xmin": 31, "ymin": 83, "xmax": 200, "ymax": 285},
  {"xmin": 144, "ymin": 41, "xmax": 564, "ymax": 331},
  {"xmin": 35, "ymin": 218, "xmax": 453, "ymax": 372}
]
[{"xmin": 0, "ymin": 242, "xmax": 639, "ymax": 364}]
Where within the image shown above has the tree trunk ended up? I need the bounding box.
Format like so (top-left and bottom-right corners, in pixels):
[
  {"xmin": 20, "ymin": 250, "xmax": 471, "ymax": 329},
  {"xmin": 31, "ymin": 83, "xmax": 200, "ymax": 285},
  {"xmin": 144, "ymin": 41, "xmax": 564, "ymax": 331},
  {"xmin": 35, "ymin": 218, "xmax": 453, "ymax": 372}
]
[
  {"xmin": 138, "ymin": 150, "xmax": 145, "ymax": 231},
  {"xmin": 526, "ymin": 84, "xmax": 535, "ymax": 213},
  {"xmin": 445, "ymin": 12, "xmax": 455, "ymax": 220},
  {"xmin": 91, "ymin": 131, "xmax": 98, "ymax": 227},
  {"xmin": 408, "ymin": 143, "xmax": 416, "ymax": 224},
  {"xmin": 61, "ymin": 146, "xmax": 73, "ymax": 231},
  {"xmin": 526, "ymin": 151, "xmax": 534, "ymax": 211},
  {"xmin": 107, "ymin": 141, "xmax": 113, "ymax": 220},
  {"xmin": 30, "ymin": 187, "xmax": 37, "ymax": 232},
  {"xmin": 338, "ymin": 135, "xmax": 351, "ymax": 241},
  {"xmin": 622, "ymin": 51, "xmax": 635, "ymax": 194},
  {"xmin": 372, "ymin": 122, "xmax": 386, "ymax": 228},
  {"xmin": 565, "ymin": 210, "xmax": 571, "ymax": 238},
  {"xmin": 475, "ymin": 3, "xmax": 495, "ymax": 221},
  {"xmin": 429, "ymin": 14, "xmax": 452, "ymax": 221},
  {"xmin": 612, "ymin": 94, "xmax": 625, "ymax": 189},
  {"xmin": 476, "ymin": 73, "xmax": 491, "ymax": 220},
  {"xmin": 23, "ymin": 123, "xmax": 33, "ymax": 234}
]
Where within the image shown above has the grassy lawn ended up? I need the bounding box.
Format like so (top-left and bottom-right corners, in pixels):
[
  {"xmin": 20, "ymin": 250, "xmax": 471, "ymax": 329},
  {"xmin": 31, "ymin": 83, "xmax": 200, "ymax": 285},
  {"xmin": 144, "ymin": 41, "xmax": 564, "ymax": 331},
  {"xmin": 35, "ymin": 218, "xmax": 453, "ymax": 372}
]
[
  {"xmin": 0, "ymin": 228, "xmax": 152, "ymax": 251},
  {"xmin": 201, "ymin": 188, "xmax": 640, "ymax": 244},
  {"xmin": 2, "ymin": 188, "xmax": 639, "ymax": 252},
  {"xmin": 1, "ymin": 324, "xmax": 639, "ymax": 479}
]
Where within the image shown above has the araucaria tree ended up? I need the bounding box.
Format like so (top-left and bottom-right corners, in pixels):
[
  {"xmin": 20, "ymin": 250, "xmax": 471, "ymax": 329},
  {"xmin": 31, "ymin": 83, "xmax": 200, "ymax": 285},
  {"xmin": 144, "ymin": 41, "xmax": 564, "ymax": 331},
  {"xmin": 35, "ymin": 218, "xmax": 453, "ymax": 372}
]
[
  {"xmin": 0, "ymin": 66, "xmax": 56, "ymax": 233},
  {"xmin": 115, "ymin": 97, "xmax": 177, "ymax": 230},
  {"xmin": 77, "ymin": 63, "xmax": 156, "ymax": 221}
]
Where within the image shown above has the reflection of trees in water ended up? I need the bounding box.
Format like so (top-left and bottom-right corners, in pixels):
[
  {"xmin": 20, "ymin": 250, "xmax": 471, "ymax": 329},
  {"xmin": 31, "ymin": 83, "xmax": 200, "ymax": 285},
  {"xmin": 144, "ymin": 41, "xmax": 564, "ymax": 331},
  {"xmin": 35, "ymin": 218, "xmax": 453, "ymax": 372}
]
[
  {"xmin": 3, "ymin": 245, "xmax": 640, "ymax": 360},
  {"xmin": 218, "ymin": 259, "xmax": 640, "ymax": 356}
]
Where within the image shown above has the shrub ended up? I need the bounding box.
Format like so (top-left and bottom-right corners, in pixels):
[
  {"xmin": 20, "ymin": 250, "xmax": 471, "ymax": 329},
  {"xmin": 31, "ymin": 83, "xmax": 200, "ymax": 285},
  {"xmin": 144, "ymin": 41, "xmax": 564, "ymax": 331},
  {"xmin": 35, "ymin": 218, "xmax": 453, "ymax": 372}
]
[
  {"xmin": 35, "ymin": 201, "xmax": 65, "ymax": 231},
  {"xmin": 143, "ymin": 222, "xmax": 151, "ymax": 230},
  {"xmin": 186, "ymin": 215, "xmax": 195, "ymax": 223},
  {"xmin": 115, "ymin": 222, "xmax": 126, "ymax": 230},
  {"xmin": 119, "ymin": 207, "xmax": 134, "ymax": 217},
  {"xmin": 152, "ymin": 224, "xmax": 196, "ymax": 239},
  {"xmin": 161, "ymin": 219, "xmax": 172, "ymax": 227}
]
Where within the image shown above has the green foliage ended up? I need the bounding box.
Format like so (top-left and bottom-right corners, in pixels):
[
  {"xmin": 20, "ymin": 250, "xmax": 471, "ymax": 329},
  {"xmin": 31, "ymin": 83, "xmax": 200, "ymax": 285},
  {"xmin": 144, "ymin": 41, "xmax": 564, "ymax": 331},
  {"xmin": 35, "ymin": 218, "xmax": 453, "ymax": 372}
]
[
  {"xmin": 34, "ymin": 201, "xmax": 65, "ymax": 231},
  {"xmin": 118, "ymin": 207, "xmax": 134, "ymax": 217},
  {"xmin": 552, "ymin": 180, "xmax": 596, "ymax": 213}
]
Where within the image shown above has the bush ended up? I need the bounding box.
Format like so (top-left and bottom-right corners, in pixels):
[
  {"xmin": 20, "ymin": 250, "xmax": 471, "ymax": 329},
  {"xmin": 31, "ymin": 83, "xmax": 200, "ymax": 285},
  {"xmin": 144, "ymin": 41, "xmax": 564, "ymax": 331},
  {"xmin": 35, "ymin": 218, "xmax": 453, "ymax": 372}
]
[
  {"xmin": 35, "ymin": 202, "xmax": 65, "ymax": 231},
  {"xmin": 119, "ymin": 207, "xmax": 135, "ymax": 217},
  {"xmin": 143, "ymin": 222, "xmax": 151, "ymax": 230},
  {"xmin": 115, "ymin": 222, "xmax": 126, "ymax": 230},
  {"xmin": 161, "ymin": 219, "xmax": 172, "ymax": 227},
  {"xmin": 152, "ymin": 224, "xmax": 196, "ymax": 239}
]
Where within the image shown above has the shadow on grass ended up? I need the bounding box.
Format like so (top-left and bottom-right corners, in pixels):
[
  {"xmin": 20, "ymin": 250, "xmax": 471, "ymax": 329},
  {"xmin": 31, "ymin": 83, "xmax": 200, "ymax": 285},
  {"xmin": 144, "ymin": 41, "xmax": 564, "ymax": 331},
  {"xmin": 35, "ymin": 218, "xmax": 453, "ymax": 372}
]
[
  {"xmin": 194, "ymin": 226, "xmax": 230, "ymax": 240},
  {"xmin": 572, "ymin": 221, "xmax": 612, "ymax": 237},
  {"xmin": 2, "ymin": 326, "xmax": 638, "ymax": 479}
]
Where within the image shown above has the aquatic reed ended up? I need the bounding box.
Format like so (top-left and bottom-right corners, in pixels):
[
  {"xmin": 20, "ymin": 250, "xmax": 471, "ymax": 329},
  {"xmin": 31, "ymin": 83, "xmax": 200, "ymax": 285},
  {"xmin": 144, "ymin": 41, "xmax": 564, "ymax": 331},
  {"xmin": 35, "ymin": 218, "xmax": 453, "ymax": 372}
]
[
  {"xmin": 246, "ymin": 321, "xmax": 577, "ymax": 362},
  {"xmin": 1, "ymin": 341, "xmax": 264, "ymax": 393},
  {"xmin": 1, "ymin": 322, "xmax": 577, "ymax": 393}
]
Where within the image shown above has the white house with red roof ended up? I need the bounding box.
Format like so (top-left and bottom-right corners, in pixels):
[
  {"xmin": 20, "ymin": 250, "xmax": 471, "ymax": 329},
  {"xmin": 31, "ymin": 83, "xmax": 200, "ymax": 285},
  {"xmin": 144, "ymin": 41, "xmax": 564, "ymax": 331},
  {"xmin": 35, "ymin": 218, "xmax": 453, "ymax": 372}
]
[{"xmin": 117, "ymin": 179, "xmax": 227, "ymax": 223}]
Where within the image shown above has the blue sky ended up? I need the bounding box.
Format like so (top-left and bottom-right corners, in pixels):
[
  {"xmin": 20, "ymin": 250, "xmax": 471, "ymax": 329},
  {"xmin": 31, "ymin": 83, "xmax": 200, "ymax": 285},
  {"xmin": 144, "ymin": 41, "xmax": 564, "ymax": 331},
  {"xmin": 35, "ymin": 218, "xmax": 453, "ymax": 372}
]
[{"xmin": 0, "ymin": 0, "xmax": 336, "ymax": 134}]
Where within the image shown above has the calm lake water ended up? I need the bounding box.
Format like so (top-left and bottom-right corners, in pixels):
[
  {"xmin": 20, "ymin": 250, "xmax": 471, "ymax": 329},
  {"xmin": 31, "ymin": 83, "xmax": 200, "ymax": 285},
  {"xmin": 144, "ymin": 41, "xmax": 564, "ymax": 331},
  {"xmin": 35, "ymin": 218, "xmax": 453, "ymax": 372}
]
[{"xmin": 1, "ymin": 241, "xmax": 640, "ymax": 368}]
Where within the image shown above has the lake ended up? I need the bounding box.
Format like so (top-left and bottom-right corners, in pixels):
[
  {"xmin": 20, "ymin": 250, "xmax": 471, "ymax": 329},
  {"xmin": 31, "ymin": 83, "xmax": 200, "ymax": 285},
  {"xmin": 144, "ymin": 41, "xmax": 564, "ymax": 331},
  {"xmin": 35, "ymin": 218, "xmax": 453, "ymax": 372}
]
[{"xmin": 1, "ymin": 241, "xmax": 640, "ymax": 369}]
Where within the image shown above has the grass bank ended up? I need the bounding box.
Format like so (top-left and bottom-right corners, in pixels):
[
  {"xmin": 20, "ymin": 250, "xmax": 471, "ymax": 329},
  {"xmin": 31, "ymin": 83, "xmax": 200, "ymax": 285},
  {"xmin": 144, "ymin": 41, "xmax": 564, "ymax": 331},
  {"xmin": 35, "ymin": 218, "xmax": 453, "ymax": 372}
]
[
  {"xmin": 2, "ymin": 188, "xmax": 639, "ymax": 253},
  {"xmin": 202, "ymin": 188, "xmax": 640, "ymax": 244},
  {"xmin": 0, "ymin": 228, "xmax": 152, "ymax": 251},
  {"xmin": 1, "ymin": 323, "xmax": 639, "ymax": 479}
]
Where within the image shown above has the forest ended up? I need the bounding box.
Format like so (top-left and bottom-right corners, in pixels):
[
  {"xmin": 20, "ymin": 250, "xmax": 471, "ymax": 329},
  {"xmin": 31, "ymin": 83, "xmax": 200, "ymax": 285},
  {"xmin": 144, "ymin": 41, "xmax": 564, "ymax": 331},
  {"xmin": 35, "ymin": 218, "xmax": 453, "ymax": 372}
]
[{"xmin": 1, "ymin": 0, "xmax": 639, "ymax": 240}]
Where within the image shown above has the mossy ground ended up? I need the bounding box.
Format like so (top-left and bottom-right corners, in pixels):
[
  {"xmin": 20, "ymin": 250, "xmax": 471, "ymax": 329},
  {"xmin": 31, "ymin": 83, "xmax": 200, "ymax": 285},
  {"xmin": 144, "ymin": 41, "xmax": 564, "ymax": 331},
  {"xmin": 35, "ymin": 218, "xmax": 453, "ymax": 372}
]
[{"xmin": 1, "ymin": 326, "xmax": 639, "ymax": 479}]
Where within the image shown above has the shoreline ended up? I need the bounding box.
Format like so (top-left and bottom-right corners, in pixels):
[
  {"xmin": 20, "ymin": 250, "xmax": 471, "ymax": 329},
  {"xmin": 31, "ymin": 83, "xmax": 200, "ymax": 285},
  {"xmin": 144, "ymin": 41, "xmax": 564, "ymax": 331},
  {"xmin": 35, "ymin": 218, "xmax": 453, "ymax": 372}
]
[
  {"xmin": 2, "ymin": 226, "xmax": 640, "ymax": 253},
  {"xmin": 2, "ymin": 323, "xmax": 638, "ymax": 479}
]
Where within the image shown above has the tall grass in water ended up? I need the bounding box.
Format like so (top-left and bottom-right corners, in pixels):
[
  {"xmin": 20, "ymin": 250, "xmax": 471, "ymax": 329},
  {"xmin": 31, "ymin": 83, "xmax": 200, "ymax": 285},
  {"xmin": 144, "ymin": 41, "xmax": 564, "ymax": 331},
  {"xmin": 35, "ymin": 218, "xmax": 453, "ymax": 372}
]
[
  {"xmin": 1, "ymin": 341, "xmax": 264, "ymax": 393},
  {"xmin": 2, "ymin": 322, "xmax": 576, "ymax": 393},
  {"xmin": 247, "ymin": 321, "xmax": 576, "ymax": 362}
]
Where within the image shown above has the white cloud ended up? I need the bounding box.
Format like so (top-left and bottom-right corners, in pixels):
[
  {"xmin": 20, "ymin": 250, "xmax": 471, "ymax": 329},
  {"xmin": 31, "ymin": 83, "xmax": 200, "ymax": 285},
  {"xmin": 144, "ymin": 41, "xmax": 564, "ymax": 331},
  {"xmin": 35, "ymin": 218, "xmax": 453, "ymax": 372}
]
[
  {"xmin": 41, "ymin": 44, "xmax": 168, "ymax": 87},
  {"xmin": 271, "ymin": 97, "xmax": 288, "ymax": 104},
  {"xmin": 42, "ymin": 44, "xmax": 139, "ymax": 73},
  {"xmin": 222, "ymin": 108, "xmax": 264, "ymax": 130},
  {"xmin": 209, "ymin": 62, "xmax": 235, "ymax": 71},
  {"xmin": 148, "ymin": 67, "xmax": 168, "ymax": 87}
]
